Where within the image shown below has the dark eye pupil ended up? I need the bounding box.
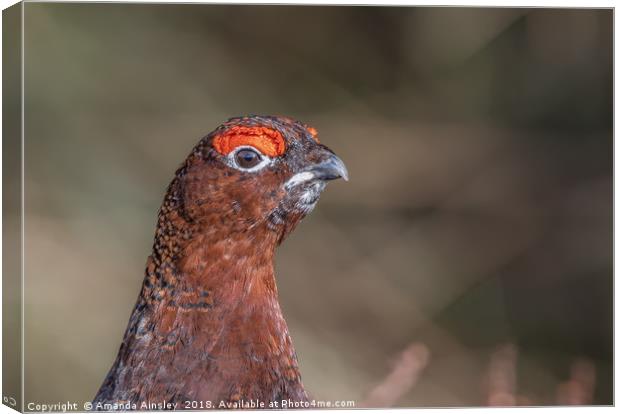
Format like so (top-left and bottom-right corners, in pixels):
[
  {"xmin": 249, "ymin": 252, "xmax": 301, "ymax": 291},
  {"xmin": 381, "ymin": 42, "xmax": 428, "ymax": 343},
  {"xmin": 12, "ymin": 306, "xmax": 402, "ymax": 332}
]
[{"xmin": 235, "ymin": 149, "xmax": 261, "ymax": 168}]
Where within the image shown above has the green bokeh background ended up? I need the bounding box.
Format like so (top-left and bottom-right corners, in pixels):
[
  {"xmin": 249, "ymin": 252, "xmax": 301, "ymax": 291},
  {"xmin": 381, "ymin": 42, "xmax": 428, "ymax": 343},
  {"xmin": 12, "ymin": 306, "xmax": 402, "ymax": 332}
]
[{"xmin": 13, "ymin": 3, "xmax": 614, "ymax": 407}]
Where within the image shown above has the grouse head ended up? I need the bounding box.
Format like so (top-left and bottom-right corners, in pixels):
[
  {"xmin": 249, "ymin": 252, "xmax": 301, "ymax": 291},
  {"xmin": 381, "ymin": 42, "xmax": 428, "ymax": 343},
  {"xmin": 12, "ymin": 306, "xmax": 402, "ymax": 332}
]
[{"xmin": 174, "ymin": 115, "xmax": 348, "ymax": 245}]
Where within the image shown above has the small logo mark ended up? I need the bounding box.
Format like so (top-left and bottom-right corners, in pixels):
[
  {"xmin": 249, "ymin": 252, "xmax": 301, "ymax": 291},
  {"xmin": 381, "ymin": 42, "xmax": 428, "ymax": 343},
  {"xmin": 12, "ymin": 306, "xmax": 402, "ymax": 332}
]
[{"xmin": 3, "ymin": 396, "xmax": 17, "ymax": 407}]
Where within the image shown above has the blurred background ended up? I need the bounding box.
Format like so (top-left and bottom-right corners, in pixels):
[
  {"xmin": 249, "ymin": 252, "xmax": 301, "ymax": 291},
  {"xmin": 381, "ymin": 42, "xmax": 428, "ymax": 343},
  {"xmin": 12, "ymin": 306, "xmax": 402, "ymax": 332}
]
[{"xmin": 13, "ymin": 3, "xmax": 612, "ymax": 408}]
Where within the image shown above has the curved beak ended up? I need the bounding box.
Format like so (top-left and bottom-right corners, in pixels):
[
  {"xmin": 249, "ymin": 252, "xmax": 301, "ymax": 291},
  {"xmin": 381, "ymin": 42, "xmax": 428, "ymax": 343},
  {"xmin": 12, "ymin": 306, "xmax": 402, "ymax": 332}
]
[
  {"xmin": 284, "ymin": 152, "xmax": 348, "ymax": 191},
  {"xmin": 307, "ymin": 153, "xmax": 349, "ymax": 182}
]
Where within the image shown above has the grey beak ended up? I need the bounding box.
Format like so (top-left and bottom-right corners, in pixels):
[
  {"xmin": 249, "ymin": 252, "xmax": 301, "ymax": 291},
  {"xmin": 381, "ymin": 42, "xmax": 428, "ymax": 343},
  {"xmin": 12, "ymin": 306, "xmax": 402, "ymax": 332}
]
[
  {"xmin": 284, "ymin": 152, "xmax": 349, "ymax": 191},
  {"xmin": 308, "ymin": 153, "xmax": 349, "ymax": 182}
]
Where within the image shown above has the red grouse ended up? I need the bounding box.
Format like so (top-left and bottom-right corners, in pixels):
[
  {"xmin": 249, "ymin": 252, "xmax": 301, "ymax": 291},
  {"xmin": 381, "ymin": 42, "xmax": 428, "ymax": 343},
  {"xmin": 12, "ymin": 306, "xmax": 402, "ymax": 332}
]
[{"xmin": 93, "ymin": 116, "xmax": 348, "ymax": 409}]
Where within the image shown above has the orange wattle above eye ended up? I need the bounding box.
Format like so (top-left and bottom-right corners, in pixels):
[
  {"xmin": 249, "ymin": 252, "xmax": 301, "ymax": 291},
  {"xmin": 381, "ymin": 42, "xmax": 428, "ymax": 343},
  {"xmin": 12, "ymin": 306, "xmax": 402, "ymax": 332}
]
[{"xmin": 213, "ymin": 126, "xmax": 286, "ymax": 157}]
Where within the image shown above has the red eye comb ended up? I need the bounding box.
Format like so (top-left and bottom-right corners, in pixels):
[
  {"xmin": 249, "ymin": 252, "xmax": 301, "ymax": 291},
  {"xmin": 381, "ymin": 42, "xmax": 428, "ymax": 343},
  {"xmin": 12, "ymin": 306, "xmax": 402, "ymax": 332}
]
[{"xmin": 213, "ymin": 126, "xmax": 286, "ymax": 157}]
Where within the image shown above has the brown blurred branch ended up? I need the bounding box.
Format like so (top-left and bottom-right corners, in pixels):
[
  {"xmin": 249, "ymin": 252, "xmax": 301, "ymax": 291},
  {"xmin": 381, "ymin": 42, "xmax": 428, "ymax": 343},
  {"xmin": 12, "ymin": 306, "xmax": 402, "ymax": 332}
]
[
  {"xmin": 556, "ymin": 358, "xmax": 596, "ymax": 405},
  {"xmin": 361, "ymin": 342, "xmax": 430, "ymax": 408},
  {"xmin": 484, "ymin": 343, "xmax": 519, "ymax": 406}
]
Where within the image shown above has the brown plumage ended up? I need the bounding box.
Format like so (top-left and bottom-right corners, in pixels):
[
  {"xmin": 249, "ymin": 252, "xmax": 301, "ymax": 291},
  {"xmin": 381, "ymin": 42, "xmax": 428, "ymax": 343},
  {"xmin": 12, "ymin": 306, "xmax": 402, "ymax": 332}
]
[{"xmin": 93, "ymin": 115, "xmax": 348, "ymax": 409}]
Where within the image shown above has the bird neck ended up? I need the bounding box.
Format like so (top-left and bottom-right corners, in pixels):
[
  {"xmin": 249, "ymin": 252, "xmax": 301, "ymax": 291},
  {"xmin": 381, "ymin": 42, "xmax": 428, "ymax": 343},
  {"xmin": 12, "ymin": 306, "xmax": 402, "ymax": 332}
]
[
  {"xmin": 146, "ymin": 211, "xmax": 281, "ymax": 300},
  {"xmin": 136, "ymin": 188, "xmax": 301, "ymax": 376},
  {"xmin": 145, "ymin": 168, "xmax": 282, "ymax": 297}
]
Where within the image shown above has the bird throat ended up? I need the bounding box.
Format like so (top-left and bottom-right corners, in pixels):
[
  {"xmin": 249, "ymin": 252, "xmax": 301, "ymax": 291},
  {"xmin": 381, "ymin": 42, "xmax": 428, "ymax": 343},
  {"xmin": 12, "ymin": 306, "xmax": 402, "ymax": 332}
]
[{"xmin": 119, "ymin": 180, "xmax": 308, "ymax": 403}]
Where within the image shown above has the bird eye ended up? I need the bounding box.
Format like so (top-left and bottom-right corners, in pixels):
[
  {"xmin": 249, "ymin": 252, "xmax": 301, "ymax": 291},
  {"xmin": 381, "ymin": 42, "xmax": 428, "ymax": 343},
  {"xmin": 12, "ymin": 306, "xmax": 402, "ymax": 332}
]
[{"xmin": 234, "ymin": 148, "xmax": 262, "ymax": 169}]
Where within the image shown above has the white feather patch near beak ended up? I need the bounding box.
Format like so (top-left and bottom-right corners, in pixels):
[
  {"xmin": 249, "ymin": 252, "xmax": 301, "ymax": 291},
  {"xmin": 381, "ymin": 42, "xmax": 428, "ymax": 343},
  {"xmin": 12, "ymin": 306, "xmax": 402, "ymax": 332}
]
[{"xmin": 284, "ymin": 171, "xmax": 316, "ymax": 190}]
